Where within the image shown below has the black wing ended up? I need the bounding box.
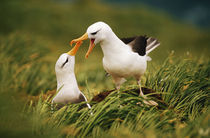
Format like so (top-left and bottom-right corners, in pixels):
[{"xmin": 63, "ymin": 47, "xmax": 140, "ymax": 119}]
[
  {"xmin": 121, "ymin": 36, "xmax": 148, "ymax": 56},
  {"xmin": 121, "ymin": 36, "xmax": 160, "ymax": 56}
]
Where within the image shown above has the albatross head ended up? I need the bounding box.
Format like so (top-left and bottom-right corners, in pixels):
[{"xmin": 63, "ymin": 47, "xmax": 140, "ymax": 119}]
[
  {"xmin": 55, "ymin": 53, "xmax": 75, "ymax": 75},
  {"xmin": 70, "ymin": 21, "xmax": 113, "ymax": 58},
  {"xmin": 87, "ymin": 22, "xmax": 112, "ymax": 44},
  {"xmin": 55, "ymin": 41, "xmax": 82, "ymax": 74}
]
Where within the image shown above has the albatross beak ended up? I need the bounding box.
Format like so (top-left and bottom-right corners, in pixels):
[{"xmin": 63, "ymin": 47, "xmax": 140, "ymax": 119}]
[
  {"xmin": 67, "ymin": 41, "xmax": 83, "ymax": 56},
  {"xmin": 70, "ymin": 32, "xmax": 96, "ymax": 59},
  {"xmin": 85, "ymin": 39, "xmax": 95, "ymax": 58},
  {"xmin": 70, "ymin": 33, "xmax": 88, "ymax": 46}
]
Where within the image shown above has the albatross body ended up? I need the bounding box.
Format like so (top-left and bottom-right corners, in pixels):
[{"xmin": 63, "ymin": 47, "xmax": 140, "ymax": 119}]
[
  {"xmin": 70, "ymin": 21, "xmax": 160, "ymax": 105},
  {"xmin": 99, "ymin": 33, "xmax": 147, "ymax": 88},
  {"xmin": 52, "ymin": 43, "xmax": 91, "ymax": 109}
]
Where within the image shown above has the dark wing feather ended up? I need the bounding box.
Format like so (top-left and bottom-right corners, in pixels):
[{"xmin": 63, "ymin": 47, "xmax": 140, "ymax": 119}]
[
  {"xmin": 120, "ymin": 37, "xmax": 137, "ymax": 44},
  {"xmin": 121, "ymin": 35, "xmax": 160, "ymax": 56},
  {"xmin": 121, "ymin": 36, "xmax": 148, "ymax": 56}
]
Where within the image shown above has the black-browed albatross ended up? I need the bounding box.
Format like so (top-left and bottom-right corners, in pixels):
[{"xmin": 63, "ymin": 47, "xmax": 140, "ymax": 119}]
[
  {"xmin": 70, "ymin": 21, "xmax": 160, "ymax": 106},
  {"xmin": 52, "ymin": 42, "xmax": 91, "ymax": 109}
]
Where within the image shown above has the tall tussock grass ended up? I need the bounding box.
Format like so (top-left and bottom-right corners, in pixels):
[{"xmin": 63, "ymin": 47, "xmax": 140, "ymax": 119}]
[
  {"xmin": 0, "ymin": 34, "xmax": 56, "ymax": 95},
  {"xmin": 0, "ymin": 34, "xmax": 209, "ymax": 137},
  {"xmin": 27, "ymin": 55, "xmax": 209, "ymax": 137},
  {"xmin": 0, "ymin": 1, "xmax": 209, "ymax": 137},
  {"xmin": 145, "ymin": 54, "xmax": 210, "ymax": 120}
]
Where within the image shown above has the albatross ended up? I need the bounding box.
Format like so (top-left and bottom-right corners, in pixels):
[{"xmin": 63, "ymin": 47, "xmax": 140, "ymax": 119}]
[
  {"xmin": 70, "ymin": 21, "xmax": 160, "ymax": 105},
  {"xmin": 52, "ymin": 42, "xmax": 91, "ymax": 109}
]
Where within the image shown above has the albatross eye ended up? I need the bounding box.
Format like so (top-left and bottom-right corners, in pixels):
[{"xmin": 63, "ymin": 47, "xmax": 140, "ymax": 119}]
[{"xmin": 91, "ymin": 31, "xmax": 97, "ymax": 35}]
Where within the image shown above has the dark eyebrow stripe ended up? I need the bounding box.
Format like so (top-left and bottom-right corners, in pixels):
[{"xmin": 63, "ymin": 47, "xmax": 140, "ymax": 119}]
[
  {"xmin": 90, "ymin": 29, "xmax": 101, "ymax": 35},
  {"xmin": 91, "ymin": 31, "xmax": 97, "ymax": 35},
  {"xmin": 61, "ymin": 58, "xmax": 68, "ymax": 68}
]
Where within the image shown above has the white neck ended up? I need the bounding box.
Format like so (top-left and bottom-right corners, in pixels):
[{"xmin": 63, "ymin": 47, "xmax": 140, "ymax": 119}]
[
  {"xmin": 56, "ymin": 72, "xmax": 79, "ymax": 92},
  {"xmin": 100, "ymin": 32, "xmax": 127, "ymax": 58}
]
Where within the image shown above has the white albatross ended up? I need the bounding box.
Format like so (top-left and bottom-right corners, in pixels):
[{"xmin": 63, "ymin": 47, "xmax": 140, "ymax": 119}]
[
  {"xmin": 70, "ymin": 21, "xmax": 160, "ymax": 106},
  {"xmin": 52, "ymin": 42, "xmax": 91, "ymax": 109}
]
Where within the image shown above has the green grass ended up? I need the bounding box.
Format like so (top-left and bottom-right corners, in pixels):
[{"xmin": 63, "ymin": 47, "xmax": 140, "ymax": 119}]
[
  {"xmin": 0, "ymin": 0, "xmax": 209, "ymax": 137},
  {"xmin": 0, "ymin": 34, "xmax": 56, "ymax": 96},
  {"xmin": 25, "ymin": 55, "xmax": 209, "ymax": 138},
  {"xmin": 0, "ymin": 34, "xmax": 209, "ymax": 137}
]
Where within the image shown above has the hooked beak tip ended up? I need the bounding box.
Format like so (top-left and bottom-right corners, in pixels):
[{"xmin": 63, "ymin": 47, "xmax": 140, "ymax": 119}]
[
  {"xmin": 70, "ymin": 33, "xmax": 88, "ymax": 46},
  {"xmin": 69, "ymin": 40, "xmax": 74, "ymax": 46},
  {"xmin": 67, "ymin": 41, "xmax": 83, "ymax": 56}
]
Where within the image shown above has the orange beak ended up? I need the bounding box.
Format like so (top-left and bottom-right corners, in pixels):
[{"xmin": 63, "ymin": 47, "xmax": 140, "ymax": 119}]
[
  {"xmin": 70, "ymin": 32, "xmax": 95, "ymax": 58},
  {"xmin": 70, "ymin": 33, "xmax": 88, "ymax": 46},
  {"xmin": 67, "ymin": 41, "xmax": 83, "ymax": 56},
  {"xmin": 85, "ymin": 39, "xmax": 95, "ymax": 58}
]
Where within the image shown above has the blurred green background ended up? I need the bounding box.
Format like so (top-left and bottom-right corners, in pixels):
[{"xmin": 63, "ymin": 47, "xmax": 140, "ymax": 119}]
[
  {"xmin": 1, "ymin": 0, "xmax": 210, "ymax": 60},
  {"xmin": 1, "ymin": 0, "xmax": 209, "ymax": 83},
  {"xmin": 0, "ymin": 0, "xmax": 209, "ymax": 137}
]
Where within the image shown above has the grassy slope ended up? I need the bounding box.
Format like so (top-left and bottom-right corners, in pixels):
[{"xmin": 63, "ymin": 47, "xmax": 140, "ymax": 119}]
[{"xmin": 0, "ymin": 0, "xmax": 209, "ymax": 137}]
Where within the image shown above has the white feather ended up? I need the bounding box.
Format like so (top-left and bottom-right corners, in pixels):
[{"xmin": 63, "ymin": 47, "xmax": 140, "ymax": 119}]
[
  {"xmin": 52, "ymin": 54, "xmax": 91, "ymax": 109},
  {"xmin": 87, "ymin": 22, "xmax": 147, "ymax": 85}
]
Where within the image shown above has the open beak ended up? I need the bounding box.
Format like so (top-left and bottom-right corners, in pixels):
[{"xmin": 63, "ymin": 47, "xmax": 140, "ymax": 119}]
[
  {"xmin": 67, "ymin": 41, "xmax": 83, "ymax": 56},
  {"xmin": 85, "ymin": 39, "xmax": 95, "ymax": 58},
  {"xmin": 70, "ymin": 32, "xmax": 96, "ymax": 58}
]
